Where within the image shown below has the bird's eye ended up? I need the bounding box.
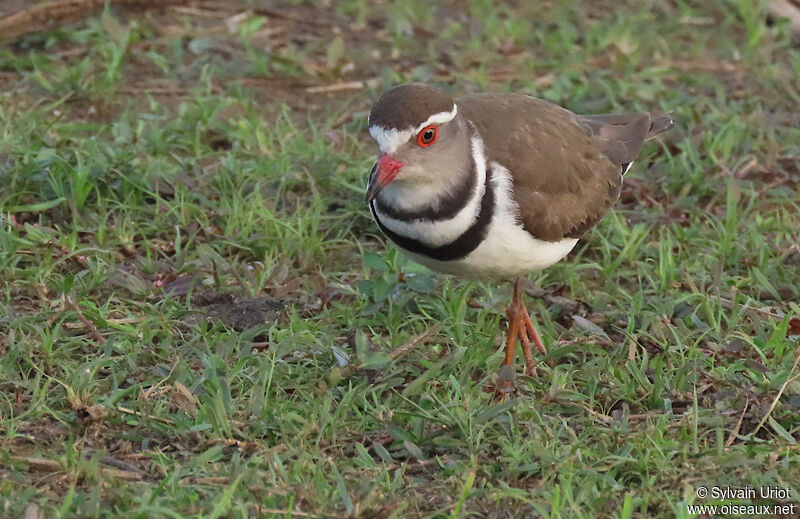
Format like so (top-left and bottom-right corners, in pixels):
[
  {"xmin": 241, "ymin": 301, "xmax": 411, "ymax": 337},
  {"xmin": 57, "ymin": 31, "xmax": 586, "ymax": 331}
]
[{"xmin": 417, "ymin": 125, "xmax": 438, "ymax": 147}]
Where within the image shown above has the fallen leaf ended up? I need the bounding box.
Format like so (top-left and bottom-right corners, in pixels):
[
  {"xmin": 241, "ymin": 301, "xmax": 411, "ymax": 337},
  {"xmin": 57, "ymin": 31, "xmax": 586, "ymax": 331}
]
[
  {"xmin": 71, "ymin": 402, "xmax": 109, "ymax": 423},
  {"xmin": 403, "ymin": 439, "xmax": 424, "ymax": 460},
  {"xmin": 163, "ymin": 275, "xmax": 198, "ymax": 297},
  {"xmin": 172, "ymin": 382, "xmax": 198, "ymax": 417},
  {"xmin": 788, "ymin": 317, "xmax": 800, "ymax": 336},
  {"xmin": 331, "ymin": 345, "xmax": 350, "ymax": 367},
  {"xmin": 571, "ymin": 315, "xmax": 610, "ymax": 340},
  {"xmin": 326, "ymin": 36, "xmax": 345, "ymax": 67}
]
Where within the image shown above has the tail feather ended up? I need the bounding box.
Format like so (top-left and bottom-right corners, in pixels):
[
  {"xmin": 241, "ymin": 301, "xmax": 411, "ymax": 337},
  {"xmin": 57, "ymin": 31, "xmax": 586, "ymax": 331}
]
[
  {"xmin": 579, "ymin": 111, "xmax": 675, "ymax": 165},
  {"xmin": 647, "ymin": 113, "xmax": 675, "ymax": 139}
]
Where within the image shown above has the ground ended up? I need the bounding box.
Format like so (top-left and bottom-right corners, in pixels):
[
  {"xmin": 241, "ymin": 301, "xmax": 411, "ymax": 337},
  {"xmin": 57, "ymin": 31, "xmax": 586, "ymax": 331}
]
[{"xmin": 1, "ymin": 0, "xmax": 799, "ymax": 518}]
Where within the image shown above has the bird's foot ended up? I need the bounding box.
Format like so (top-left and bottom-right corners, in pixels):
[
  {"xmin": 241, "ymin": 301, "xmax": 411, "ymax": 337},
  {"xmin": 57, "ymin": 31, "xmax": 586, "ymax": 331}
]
[
  {"xmin": 507, "ymin": 303, "xmax": 547, "ymax": 357},
  {"xmin": 490, "ymin": 278, "xmax": 550, "ymax": 400},
  {"xmin": 505, "ymin": 301, "xmax": 542, "ymax": 378}
]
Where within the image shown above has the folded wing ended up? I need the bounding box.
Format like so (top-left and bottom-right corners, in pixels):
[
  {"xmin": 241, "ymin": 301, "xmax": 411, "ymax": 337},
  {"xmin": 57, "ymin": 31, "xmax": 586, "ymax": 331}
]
[{"xmin": 459, "ymin": 94, "xmax": 672, "ymax": 241}]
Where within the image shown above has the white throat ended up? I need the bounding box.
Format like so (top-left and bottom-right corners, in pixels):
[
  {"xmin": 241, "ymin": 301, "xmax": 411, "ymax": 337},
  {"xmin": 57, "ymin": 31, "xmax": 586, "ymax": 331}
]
[{"xmin": 371, "ymin": 134, "xmax": 487, "ymax": 248}]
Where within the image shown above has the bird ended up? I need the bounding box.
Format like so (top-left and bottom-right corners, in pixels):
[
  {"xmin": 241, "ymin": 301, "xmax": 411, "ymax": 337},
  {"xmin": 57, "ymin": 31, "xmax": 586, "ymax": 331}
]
[{"xmin": 364, "ymin": 83, "xmax": 673, "ymax": 392}]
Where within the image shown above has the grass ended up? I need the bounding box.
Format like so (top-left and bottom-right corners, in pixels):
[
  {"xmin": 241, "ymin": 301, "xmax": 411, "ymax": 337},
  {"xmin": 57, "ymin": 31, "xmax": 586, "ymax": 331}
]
[{"xmin": 1, "ymin": 0, "xmax": 799, "ymax": 517}]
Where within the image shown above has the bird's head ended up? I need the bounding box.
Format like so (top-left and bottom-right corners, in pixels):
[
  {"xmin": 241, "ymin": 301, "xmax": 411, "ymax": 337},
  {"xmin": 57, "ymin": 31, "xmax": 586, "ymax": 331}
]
[{"xmin": 365, "ymin": 84, "xmax": 471, "ymax": 204}]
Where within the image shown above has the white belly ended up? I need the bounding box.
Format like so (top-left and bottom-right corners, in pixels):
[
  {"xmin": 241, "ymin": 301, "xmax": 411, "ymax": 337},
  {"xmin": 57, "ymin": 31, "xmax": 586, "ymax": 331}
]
[{"xmin": 400, "ymin": 220, "xmax": 578, "ymax": 280}]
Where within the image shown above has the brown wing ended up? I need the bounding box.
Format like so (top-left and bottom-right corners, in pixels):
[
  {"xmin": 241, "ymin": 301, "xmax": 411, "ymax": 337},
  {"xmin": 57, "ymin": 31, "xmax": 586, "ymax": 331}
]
[{"xmin": 457, "ymin": 94, "xmax": 670, "ymax": 241}]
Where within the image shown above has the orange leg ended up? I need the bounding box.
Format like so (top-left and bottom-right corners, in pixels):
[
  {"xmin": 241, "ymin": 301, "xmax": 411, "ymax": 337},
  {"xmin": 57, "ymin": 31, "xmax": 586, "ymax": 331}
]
[
  {"xmin": 521, "ymin": 308, "xmax": 547, "ymax": 356},
  {"xmin": 499, "ymin": 278, "xmax": 548, "ymax": 384}
]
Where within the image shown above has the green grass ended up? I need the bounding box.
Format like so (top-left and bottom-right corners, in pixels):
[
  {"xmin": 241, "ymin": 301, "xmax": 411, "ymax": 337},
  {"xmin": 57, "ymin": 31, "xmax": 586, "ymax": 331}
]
[{"xmin": 1, "ymin": 0, "xmax": 799, "ymax": 517}]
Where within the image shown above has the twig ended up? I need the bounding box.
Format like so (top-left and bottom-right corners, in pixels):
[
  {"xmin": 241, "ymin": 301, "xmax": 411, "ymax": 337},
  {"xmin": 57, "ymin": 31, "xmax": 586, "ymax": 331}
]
[
  {"xmin": 678, "ymin": 15, "xmax": 716, "ymax": 26},
  {"xmin": 63, "ymin": 316, "xmax": 141, "ymax": 329},
  {"xmin": 389, "ymin": 323, "xmax": 443, "ymax": 362},
  {"xmin": 9, "ymin": 456, "xmax": 143, "ymax": 481},
  {"xmin": 100, "ymin": 455, "xmax": 148, "ymax": 477},
  {"xmin": 751, "ymin": 354, "xmax": 800, "ymax": 437},
  {"xmin": 101, "ymin": 468, "xmax": 144, "ymax": 481},
  {"xmin": 715, "ymin": 295, "xmax": 785, "ymax": 321},
  {"xmin": 170, "ymin": 5, "xmax": 224, "ymax": 19},
  {"xmin": 578, "ymin": 403, "xmax": 613, "ymax": 423},
  {"xmin": 659, "ymin": 59, "xmax": 737, "ymax": 73},
  {"xmin": 66, "ymin": 295, "xmax": 105, "ymax": 344},
  {"xmin": 725, "ymin": 398, "xmax": 750, "ymax": 447},
  {"xmin": 305, "ymin": 79, "xmax": 380, "ymax": 94},
  {"xmin": 9, "ymin": 456, "xmax": 61, "ymax": 473},
  {"xmin": 115, "ymin": 405, "xmax": 174, "ymax": 425},
  {"xmin": 575, "ymin": 405, "xmax": 675, "ymax": 425},
  {"xmin": 140, "ymin": 362, "xmax": 177, "ymax": 399},
  {"xmin": 180, "ymin": 476, "xmax": 230, "ymax": 486},
  {"xmin": 341, "ymin": 324, "xmax": 443, "ymax": 377},
  {"xmin": 237, "ymin": 77, "xmax": 304, "ymax": 88}
]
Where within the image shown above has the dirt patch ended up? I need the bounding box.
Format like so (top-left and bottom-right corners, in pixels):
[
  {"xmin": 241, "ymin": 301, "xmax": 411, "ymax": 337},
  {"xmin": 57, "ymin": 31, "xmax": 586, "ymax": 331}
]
[{"xmin": 194, "ymin": 292, "xmax": 283, "ymax": 331}]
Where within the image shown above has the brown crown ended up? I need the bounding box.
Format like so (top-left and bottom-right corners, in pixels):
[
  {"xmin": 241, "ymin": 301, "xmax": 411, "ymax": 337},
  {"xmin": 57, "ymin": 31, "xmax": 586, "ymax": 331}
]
[{"xmin": 368, "ymin": 84, "xmax": 455, "ymax": 130}]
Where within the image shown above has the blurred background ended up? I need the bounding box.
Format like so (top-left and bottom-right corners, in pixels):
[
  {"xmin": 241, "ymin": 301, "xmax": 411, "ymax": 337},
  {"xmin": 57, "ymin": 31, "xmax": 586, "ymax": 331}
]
[{"xmin": 1, "ymin": 1, "xmax": 799, "ymax": 518}]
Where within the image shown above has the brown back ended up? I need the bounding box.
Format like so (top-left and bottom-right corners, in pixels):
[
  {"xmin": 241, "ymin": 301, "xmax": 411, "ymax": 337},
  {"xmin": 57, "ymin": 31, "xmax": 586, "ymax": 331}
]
[{"xmin": 458, "ymin": 93, "xmax": 672, "ymax": 241}]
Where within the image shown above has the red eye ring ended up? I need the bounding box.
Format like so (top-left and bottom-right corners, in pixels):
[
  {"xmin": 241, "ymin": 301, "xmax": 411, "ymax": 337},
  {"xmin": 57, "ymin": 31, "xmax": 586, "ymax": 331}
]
[{"xmin": 417, "ymin": 125, "xmax": 438, "ymax": 147}]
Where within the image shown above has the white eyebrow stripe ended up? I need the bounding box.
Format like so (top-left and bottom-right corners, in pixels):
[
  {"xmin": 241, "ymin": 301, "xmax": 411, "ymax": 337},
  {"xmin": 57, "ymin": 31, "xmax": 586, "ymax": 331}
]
[
  {"xmin": 414, "ymin": 104, "xmax": 458, "ymax": 132},
  {"xmin": 369, "ymin": 104, "xmax": 458, "ymax": 154},
  {"xmin": 368, "ymin": 127, "xmax": 414, "ymax": 154}
]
